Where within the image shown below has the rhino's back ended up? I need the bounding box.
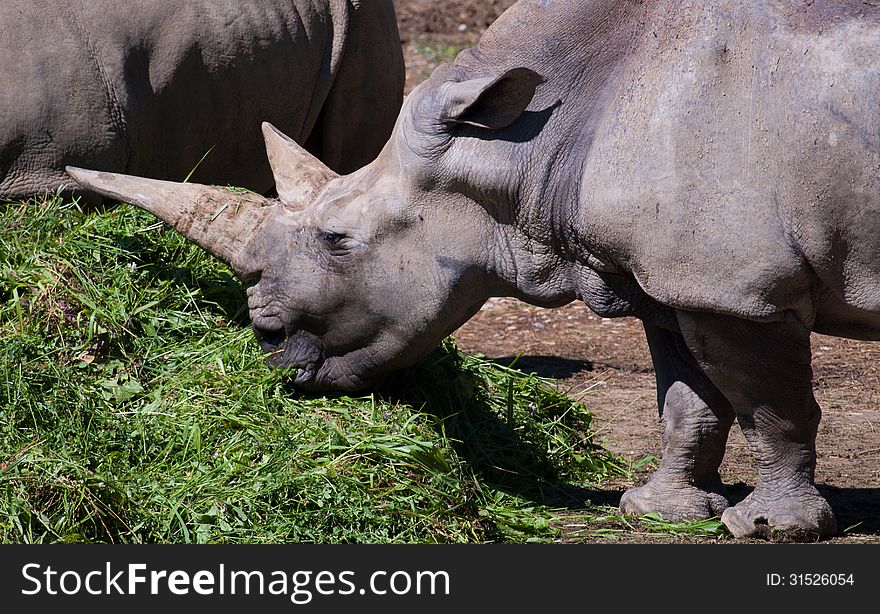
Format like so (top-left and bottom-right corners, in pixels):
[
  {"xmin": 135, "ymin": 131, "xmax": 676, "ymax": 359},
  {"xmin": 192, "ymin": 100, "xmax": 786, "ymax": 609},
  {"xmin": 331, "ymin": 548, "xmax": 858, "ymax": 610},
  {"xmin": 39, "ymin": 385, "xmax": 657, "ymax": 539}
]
[
  {"xmin": 0, "ymin": 0, "xmax": 130, "ymax": 198},
  {"xmin": 581, "ymin": 0, "xmax": 880, "ymax": 335},
  {"xmin": 0, "ymin": 0, "xmax": 384, "ymax": 199},
  {"xmin": 111, "ymin": 0, "xmax": 332, "ymax": 191}
]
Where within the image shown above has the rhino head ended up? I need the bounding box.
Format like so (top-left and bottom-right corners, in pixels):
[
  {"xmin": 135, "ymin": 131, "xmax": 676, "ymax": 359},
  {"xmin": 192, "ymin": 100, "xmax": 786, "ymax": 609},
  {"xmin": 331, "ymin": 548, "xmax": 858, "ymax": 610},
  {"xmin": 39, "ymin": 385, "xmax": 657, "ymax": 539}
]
[{"xmin": 67, "ymin": 66, "xmax": 556, "ymax": 391}]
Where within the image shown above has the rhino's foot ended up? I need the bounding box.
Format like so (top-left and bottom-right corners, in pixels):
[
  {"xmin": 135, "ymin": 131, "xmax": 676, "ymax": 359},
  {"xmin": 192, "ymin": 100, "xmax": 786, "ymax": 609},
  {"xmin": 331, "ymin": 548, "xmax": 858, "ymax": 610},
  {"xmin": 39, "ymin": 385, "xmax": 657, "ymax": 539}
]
[
  {"xmin": 620, "ymin": 476, "xmax": 729, "ymax": 521},
  {"xmin": 721, "ymin": 486, "xmax": 837, "ymax": 542}
]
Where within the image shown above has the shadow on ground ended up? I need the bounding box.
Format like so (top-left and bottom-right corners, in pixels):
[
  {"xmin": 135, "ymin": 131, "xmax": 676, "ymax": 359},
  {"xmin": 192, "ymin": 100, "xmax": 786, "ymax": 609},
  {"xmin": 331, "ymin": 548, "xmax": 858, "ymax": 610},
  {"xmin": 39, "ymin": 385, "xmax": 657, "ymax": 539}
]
[
  {"xmin": 490, "ymin": 355, "xmax": 594, "ymax": 379},
  {"xmin": 376, "ymin": 345, "xmax": 621, "ymax": 511},
  {"xmin": 384, "ymin": 349, "xmax": 880, "ymax": 540},
  {"xmin": 820, "ymin": 486, "xmax": 880, "ymax": 536}
]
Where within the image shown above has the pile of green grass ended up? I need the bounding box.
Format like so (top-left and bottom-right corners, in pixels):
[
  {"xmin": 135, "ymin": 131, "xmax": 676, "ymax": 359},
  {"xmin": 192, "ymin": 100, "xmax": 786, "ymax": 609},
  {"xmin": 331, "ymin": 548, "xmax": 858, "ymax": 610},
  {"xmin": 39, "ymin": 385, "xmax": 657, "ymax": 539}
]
[{"xmin": 0, "ymin": 196, "xmax": 625, "ymax": 543}]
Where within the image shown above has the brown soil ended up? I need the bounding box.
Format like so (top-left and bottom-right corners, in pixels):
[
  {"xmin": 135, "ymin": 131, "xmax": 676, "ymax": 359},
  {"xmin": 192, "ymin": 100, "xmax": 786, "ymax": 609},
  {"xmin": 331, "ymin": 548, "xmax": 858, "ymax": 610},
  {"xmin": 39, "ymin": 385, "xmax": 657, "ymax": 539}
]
[
  {"xmin": 394, "ymin": 1, "xmax": 880, "ymax": 543},
  {"xmin": 394, "ymin": 0, "xmax": 516, "ymax": 44},
  {"xmin": 395, "ymin": 0, "xmax": 517, "ymax": 92}
]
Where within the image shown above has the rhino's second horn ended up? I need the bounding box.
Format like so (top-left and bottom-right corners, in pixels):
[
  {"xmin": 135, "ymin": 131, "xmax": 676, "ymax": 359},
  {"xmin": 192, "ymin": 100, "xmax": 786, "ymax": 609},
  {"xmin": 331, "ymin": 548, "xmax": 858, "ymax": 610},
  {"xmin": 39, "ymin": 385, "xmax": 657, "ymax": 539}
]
[{"xmin": 262, "ymin": 122, "xmax": 339, "ymax": 208}]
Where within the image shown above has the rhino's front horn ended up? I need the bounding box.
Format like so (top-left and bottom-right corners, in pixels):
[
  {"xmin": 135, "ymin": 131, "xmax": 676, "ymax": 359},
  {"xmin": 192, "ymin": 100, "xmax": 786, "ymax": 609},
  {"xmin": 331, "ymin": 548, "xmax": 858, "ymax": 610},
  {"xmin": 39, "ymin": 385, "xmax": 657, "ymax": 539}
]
[
  {"xmin": 65, "ymin": 167, "xmax": 276, "ymax": 276},
  {"xmin": 262, "ymin": 122, "xmax": 338, "ymax": 207}
]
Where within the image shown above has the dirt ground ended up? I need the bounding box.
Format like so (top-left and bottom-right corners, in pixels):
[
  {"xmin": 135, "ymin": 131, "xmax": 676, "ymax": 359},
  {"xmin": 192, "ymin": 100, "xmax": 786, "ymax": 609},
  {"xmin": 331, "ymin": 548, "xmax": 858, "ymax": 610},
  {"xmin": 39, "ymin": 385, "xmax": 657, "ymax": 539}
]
[
  {"xmin": 395, "ymin": 0, "xmax": 518, "ymax": 92},
  {"xmin": 394, "ymin": 0, "xmax": 880, "ymax": 543},
  {"xmin": 395, "ymin": 0, "xmax": 515, "ymax": 43}
]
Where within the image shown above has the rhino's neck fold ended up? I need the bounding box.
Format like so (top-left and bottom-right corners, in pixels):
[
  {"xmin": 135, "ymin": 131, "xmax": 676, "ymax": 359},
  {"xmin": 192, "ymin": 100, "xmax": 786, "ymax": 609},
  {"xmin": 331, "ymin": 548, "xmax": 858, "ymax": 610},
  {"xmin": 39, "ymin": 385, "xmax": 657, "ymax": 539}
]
[{"xmin": 449, "ymin": 0, "xmax": 649, "ymax": 307}]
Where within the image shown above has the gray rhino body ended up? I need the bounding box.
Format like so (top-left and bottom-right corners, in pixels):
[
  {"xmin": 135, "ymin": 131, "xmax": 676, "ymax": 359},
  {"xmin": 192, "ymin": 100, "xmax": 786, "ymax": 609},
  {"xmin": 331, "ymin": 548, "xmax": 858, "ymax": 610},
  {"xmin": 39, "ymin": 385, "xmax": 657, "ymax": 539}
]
[
  {"xmin": 1, "ymin": 0, "xmax": 403, "ymax": 199},
  {"xmin": 69, "ymin": 0, "xmax": 880, "ymax": 541}
]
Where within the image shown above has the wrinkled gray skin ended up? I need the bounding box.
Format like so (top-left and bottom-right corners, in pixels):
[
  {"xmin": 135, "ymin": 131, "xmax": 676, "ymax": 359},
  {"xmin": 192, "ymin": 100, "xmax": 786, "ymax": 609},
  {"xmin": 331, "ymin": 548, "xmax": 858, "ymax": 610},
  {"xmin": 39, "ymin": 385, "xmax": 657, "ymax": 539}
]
[
  {"xmin": 0, "ymin": 0, "xmax": 403, "ymax": 199},
  {"xmin": 68, "ymin": 0, "xmax": 880, "ymax": 541}
]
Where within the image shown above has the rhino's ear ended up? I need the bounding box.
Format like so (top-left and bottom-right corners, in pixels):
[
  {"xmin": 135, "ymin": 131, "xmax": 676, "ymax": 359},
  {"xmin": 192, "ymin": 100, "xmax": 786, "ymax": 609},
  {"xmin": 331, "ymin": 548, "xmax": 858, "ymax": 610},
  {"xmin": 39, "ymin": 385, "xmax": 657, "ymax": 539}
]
[
  {"xmin": 439, "ymin": 67, "xmax": 543, "ymax": 131},
  {"xmin": 262, "ymin": 122, "xmax": 338, "ymax": 207}
]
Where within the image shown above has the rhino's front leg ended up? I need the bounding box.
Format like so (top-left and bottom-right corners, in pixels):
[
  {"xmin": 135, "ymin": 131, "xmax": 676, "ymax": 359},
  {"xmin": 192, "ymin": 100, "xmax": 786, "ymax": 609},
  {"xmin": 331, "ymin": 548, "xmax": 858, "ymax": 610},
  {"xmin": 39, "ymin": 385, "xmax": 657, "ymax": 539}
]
[
  {"xmin": 677, "ymin": 311, "xmax": 837, "ymax": 541},
  {"xmin": 620, "ymin": 322, "xmax": 735, "ymax": 520}
]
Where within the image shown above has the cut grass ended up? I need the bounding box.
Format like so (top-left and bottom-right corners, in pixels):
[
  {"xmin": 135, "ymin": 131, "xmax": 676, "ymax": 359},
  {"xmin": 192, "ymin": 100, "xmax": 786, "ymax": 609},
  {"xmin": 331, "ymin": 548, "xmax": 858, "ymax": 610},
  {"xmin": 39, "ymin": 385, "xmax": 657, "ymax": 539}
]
[
  {"xmin": 558, "ymin": 508, "xmax": 729, "ymax": 542},
  {"xmin": 1, "ymin": 195, "xmax": 631, "ymax": 543}
]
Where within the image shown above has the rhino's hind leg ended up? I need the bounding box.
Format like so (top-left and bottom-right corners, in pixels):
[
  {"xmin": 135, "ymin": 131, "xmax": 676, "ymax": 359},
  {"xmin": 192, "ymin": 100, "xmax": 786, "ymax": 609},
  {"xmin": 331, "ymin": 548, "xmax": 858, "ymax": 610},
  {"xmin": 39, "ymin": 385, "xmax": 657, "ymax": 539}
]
[
  {"xmin": 620, "ymin": 323, "xmax": 735, "ymax": 521},
  {"xmin": 677, "ymin": 311, "xmax": 837, "ymax": 541}
]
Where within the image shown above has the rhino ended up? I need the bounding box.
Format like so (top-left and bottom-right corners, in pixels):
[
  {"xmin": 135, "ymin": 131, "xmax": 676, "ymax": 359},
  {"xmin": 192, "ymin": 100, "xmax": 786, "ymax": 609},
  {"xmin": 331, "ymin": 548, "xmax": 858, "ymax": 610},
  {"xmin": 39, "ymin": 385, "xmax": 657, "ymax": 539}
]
[
  {"xmin": 66, "ymin": 0, "xmax": 880, "ymax": 541},
  {"xmin": 0, "ymin": 0, "xmax": 403, "ymax": 200}
]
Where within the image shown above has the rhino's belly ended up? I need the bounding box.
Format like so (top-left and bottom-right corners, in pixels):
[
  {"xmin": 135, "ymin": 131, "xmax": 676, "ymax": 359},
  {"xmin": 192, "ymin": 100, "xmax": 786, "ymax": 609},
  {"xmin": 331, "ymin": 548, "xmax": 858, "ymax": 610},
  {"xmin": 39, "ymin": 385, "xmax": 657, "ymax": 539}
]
[
  {"xmin": 577, "ymin": 266, "xmax": 679, "ymax": 331},
  {"xmin": 812, "ymin": 287, "xmax": 880, "ymax": 341}
]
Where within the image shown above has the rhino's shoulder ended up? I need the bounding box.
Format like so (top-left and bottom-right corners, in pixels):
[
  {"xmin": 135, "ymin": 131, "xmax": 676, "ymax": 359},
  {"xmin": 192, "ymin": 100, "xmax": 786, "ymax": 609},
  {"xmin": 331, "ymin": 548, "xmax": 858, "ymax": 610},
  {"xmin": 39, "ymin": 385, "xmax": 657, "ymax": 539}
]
[{"xmin": 577, "ymin": 179, "xmax": 816, "ymax": 324}]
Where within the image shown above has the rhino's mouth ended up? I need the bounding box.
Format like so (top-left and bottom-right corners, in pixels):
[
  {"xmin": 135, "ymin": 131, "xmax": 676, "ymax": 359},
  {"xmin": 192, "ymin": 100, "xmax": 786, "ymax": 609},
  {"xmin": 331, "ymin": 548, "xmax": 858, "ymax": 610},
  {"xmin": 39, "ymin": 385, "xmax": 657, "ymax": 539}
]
[
  {"xmin": 253, "ymin": 325, "xmax": 324, "ymax": 386},
  {"xmin": 256, "ymin": 328, "xmax": 285, "ymax": 353},
  {"xmin": 252, "ymin": 320, "xmax": 389, "ymax": 392}
]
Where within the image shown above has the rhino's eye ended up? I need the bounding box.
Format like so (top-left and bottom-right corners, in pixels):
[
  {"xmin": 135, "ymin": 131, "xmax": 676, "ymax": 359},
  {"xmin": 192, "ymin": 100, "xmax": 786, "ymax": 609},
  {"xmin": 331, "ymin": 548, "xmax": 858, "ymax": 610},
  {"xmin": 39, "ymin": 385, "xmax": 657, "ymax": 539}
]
[{"xmin": 320, "ymin": 231, "xmax": 346, "ymax": 246}]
